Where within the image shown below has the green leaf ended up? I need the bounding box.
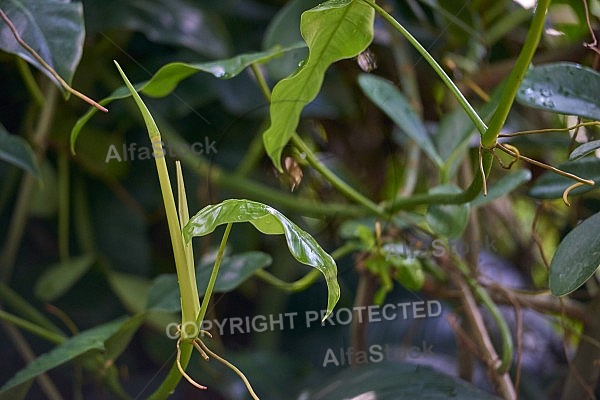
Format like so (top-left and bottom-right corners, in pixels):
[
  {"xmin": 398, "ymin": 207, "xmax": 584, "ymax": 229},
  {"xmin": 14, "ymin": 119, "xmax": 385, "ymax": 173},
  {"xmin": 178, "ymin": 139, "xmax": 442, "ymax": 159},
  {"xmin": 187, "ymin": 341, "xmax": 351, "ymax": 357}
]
[
  {"xmin": 516, "ymin": 62, "xmax": 600, "ymax": 119},
  {"xmin": 70, "ymin": 43, "xmax": 304, "ymax": 153},
  {"xmin": 107, "ymin": 271, "xmax": 151, "ymax": 314},
  {"xmin": 426, "ymin": 185, "xmax": 470, "ymax": 238},
  {"xmin": 262, "ymin": 0, "xmax": 374, "ymax": 171},
  {"xmin": 302, "ymin": 360, "xmax": 500, "ymax": 399},
  {"xmin": 184, "ymin": 199, "xmax": 340, "ymax": 318},
  {"xmin": 0, "ymin": 0, "xmax": 84, "ymax": 92},
  {"xmin": 471, "ymin": 169, "xmax": 532, "ymax": 207},
  {"xmin": 146, "ymin": 251, "xmax": 272, "ymax": 313},
  {"xmin": 569, "ymin": 140, "xmax": 600, "ymax": 161},
  {"xmin": 358, "ymin": 74, "xmax": 443, "ymax": 167},
  {"xmin": 33, "ymin": 254, "xmax": 95, "ymax": 302},
  {"xmin": 104, "ymin": 313, "xmax": 146, "ymax": 363},
  {"xmin": 0, "ymin": 317, "xmax": 129, "ymax": 393},
  {"xmin": 528, "ymin": 158, "xmax": 599, "ymax": 199},
  {"xmin": 0, "ymin": 124, "xmax": 39, "ymax": 177},
  {"xmin": 550, "ymin": 211, "xmax": 600, "ymax": 296}
]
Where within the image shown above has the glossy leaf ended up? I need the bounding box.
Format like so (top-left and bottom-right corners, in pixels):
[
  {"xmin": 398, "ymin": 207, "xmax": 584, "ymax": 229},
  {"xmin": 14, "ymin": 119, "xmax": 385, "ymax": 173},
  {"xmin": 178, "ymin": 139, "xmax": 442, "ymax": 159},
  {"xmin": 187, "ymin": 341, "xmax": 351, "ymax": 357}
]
[
  {"xmin": 262, "ymin": 0, "xmax": 374, "ymax": 171},
  {"xmin": 471, "ymin": 169, "xmax": 532, "ymax": 207},
  {"xmin": 516, "ymin": 63, "xmax": 600, "ymax": 120},
  {"xmin": 33, "ymin": 254, "xmax": 95, "ymax": 302},
  {"xmin": 569, "ymin": 140, "xmax": 600, "ymax": 161},
  {"xmin": 0, "ymin": 124, "xmax": 39, "ymax": 177},
  {"xmin": 0, "ymin": 317, "xmax": 129, "ymax": 393},
  {"xmin": 358, "ymin": 74, "xmax": 443, "ymax": 166},
  {"xmin": 426, "ymin": 185, "xmax": 470, "ymax": 238},
  {"xmin": 550, "ymin": 211, "xmax": 600, "ymax": 296},
  {"xmin": 0, "ymin": 0, "xmax": 84, "ymax": 92},
  {"xmin": 146, "ymin": 251, "xmax": 272, "ymax": 313},
  {"xmin": 184, "ymin": 199, "xmax": 340, "ymax": 317},
  {"xmin": 302, "ymin": 361, "xmax": 500, "ymax": 399},
  {"xmin": 70, "ymin": 43, "xmax": 304, "ymax": 153},
  {"xmin": 528, "ymin": 158, "xmax": 599, "ymax": 199}
]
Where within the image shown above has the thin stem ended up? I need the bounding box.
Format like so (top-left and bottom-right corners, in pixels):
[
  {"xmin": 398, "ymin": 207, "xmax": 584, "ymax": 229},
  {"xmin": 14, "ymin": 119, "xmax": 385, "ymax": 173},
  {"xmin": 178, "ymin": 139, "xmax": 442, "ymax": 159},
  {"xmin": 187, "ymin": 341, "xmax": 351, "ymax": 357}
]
[
  {"xmin": 363, "ymin": 0, "xmax": 487, "ymax": 135},
  {"xmin": 0, "ymin": 309, "xmax": 65, "ymax": 344},
  {"xmin": 250, "ymin": 64, "xmax": 271, "ymax": 102},
  {"xmin": 498, "ymin": 121, "xmax": 600, "ymax": 137},
  {"xmin": 195, "ymin": 223, "xmax": 233, "ymax": 328},
  {"xmin": 482, "ymin": 0, "xmax": 551, "ymax": 148},
  {"xmin": 291, "ymin": 133, "xmax": 384, "ymax": 216},
  {"xmin": 58, "ymin": 153, "xmax": 70, "ymax": 261},
  {"xmin": 16, "ymin": 57, "xmax": 44, "ymax": 107},
  {"xmin": 0, "ymin": 8, "xmax": 107, "ymax": 112}
]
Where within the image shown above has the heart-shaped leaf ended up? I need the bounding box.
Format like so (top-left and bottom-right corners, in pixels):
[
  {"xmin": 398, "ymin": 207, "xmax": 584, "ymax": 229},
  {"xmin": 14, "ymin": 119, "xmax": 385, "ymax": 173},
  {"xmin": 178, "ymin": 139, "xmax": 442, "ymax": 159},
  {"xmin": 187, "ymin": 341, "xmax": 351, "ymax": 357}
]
[
  {"xmin": 262, "ymin": 0, "xmax": 374, "ymax": 171},
  {"xmin": 516, "ymin": 62, "xmax": 600, "ymax": 120},
  {"xmin": 550, "ymin": 211, "xmax": 600, "ymax": 296},
  {"xmin": 183, "ymin": 199, "xmax": 340, "ymax": 318},
  {"xmin": 0, "ymin": 0, "xmax": 84, "ymax": 93}
]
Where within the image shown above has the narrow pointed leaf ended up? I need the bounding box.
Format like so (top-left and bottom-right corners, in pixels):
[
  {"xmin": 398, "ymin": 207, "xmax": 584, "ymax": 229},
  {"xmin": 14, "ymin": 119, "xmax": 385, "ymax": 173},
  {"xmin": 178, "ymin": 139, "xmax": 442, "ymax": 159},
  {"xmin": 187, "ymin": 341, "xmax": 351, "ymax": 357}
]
[
  {"xmin": 0, "ymin": 0, "xmax": 84, "ymax": 93},
  {"xmin": 70, "ymin": 43, "xmax": 304, "ymax": 153},
  {"xmin": 550, "ymin": 211, "xmax": 600, "ymax": 296},
  {"xmin": 569, "ymin": 140, "xmax": 600, "ymax": 161},
  {"xmin": 183, "ymin": 199, "xmax": 340, "ymax": 318},
  {"xmin": 262, "ymin": 0, "xmax": 374, "ymax": 171},
  {"xmin": 471, "ymin": 169, "xmax": 532, "ymax": 207},
  {"xmin": 528, "ymin": 158, "xmax": 599, "ymax": 199},
  {"xmin": 516, "ymin": 62, "xmax": 600, "ymax": 119},
  {"xmin": 358, "ymin": 74, "xmax": 443, "ymax": 166},
  {"xmin": 33, "ymin": 254, "xmax": 95, "ymax": 302}
]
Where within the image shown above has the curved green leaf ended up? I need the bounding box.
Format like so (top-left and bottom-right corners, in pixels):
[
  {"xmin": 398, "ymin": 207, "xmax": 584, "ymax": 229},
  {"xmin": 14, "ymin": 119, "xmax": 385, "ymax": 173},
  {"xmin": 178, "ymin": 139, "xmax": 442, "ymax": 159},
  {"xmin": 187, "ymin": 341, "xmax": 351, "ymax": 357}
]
[
  {"xmin": 528, "ymin": 158, "xmax": 599, "ymax": 199},
  {"xmin": 516, "ymin": 62, "xmax": 600, "ymax": 119},
  {"xmin": 262, "ymin": 0, "xmax": 374, "ymax": 171},
  {"xmin": 426, "ymin": 185, "xmax": 469, "ymax": 238},
  {"xmin": 569, "ymin": 140, "xmax": 600, "ymax": 161},
  {"xmin": 0, "ymin": 0, "xmax": 84, "ymax": 92},
  {"xmin": 550, "ymin": 211, "xmax": 600, "ymax": 296},
  {"xmin": 70, "ymin": 43, "xmax": 304, "ymax": 153},
  {"xmin": 471, "ymin": 169, "xmax": 532, "ymax": 207},
  {"xmin": 358, "ymin": 73, "xmax": 443, "ymax": 166},
  {"xmin": 0, "ymin": 124, "xmax": 39, "ymax": 177},
  {"xmin": 183, "ymin": 199, "xmax": 340, "ymax": 318},
  {"xmin": 146, "ymin": 251, "xmax": 272, "ymax": 313},
  {"xmin": 33, "ymin": 254, "xmax": 95, "ymax": 302},
  {"xmin": 0, "ymin": 317, "xmax": 129, "ymax": 393}
]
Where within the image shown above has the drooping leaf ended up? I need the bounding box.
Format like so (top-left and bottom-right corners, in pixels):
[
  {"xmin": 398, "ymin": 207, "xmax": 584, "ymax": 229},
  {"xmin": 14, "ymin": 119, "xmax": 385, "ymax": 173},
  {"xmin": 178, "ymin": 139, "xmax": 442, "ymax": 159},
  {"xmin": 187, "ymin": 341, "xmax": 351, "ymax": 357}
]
[
  {"xmin": 183, "ymin": 199, "xmax": 340, "ymax": 318},
  {"xmin": 471, "ymin": 169, "xmax": 532, "ymax": 207},
  {"xmin": 33, "ymin": 254, "xmax": 96, "ymax": 302},
  {"xmin": 569, "ymin": 140, "xmax": 600, "ymax": 161},
  {"xmin": 0, "ymin": 317, "xmax": 129, "ymax": 393},
  {"xmin": 301, "ymin": 360, "xmax": 500, "ymax": 399},
  {"xmin": 70, "ymin": 43, "xmax": 304, "ymax": 153},
  {"xmin": 0, "ymin": 0, "xmax": 84, "ymax": 93},
  {"xmin": 146, "ymin": 251, "xmax": 272, "ymax": 313},
  {"xmin": 262, "ymin": 0, "xmax": 374, "ymax": 171},
  {"xmin": 358, "ymin": 73, "xmax": 443, "ymax": 167},
  {"xmin": 103, "ymin": 313, "xmax": 146, "ymax": 363},
  {"xmin": 550, "ymin": 211, "xmax": 600, "ymax": 296},
  {"xmin": 516, "ymin": 62, "xmax": 600, "ymax": 120},
  {"xmin": 0, "ymin": 124, "xmax": 39, "ymax": 177},
  {"xmin": 528, "ymin": 158, "xmax": 599, "ymax": 199},
  {"xmin": 426, "ymin": 185, "xmax": 469, "ymax": 238},
  {"xmin": 82, "ymin": 0, "xmax": 231, "ymax": 59}
]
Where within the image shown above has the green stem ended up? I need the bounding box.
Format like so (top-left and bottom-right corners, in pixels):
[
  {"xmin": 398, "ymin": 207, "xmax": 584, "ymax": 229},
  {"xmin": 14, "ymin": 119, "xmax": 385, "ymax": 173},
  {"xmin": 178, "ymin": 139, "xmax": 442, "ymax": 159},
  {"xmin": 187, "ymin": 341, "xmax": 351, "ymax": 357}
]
[
  {"xmin": 58, "ymin": 153, "xmax": 70, "ymax": 261},
  {"xmin": 291, "ymin": 133, "xmax": 384, "ymax": 216},
  {"xmin": 482, "ymin": 0, "xmax": 551, "ymax": 148},
  {"xmin": 0, "ymin": 309, "xmax": 65, "ymax": 344},
  {"xmin": 16, "ymin": 57, "xmax": 44, "ymax": 107},
  {"xmin": 363, "ymin": 0, "xmax": 487, "ymax": 135},
  {"xmin": 195, "ymin": 223, "xmax": 233, "ymax": 328},
  {"xmin": 147, "ymin": 341, "xmax": 193, "ymax": 400},
  {"xmin": 251, "ymin": 64, "xmax": 271, "ymax": 102}
]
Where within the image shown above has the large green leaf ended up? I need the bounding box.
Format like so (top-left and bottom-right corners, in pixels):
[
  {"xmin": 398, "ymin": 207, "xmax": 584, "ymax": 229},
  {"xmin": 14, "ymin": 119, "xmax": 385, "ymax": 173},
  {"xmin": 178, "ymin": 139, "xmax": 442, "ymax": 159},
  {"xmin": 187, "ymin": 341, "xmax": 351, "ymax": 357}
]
[
  {"xmin": 146, "ymin": 251, "xmax": 272, "ymax": 313},
  {"xmin": 183, "ymin": 199, "xmax": 340, "ymax": 318},
  {"xmin": 516, "ymin": 62, "xmax": 600, "ymax": 119},
  {"xmin": 426, "ymin": 185, "xmax": 469, "ymax": 238},
  {"xmin": 528, "ymin": 158, "xmax": 599, "ymax": 199},
  {"xmin": 358, "ymin": 73, "xmax": 443, "ymax": 167},
  {"xmin": 0, "ymin": 317, "xmax": 129, "ymax": 393},
  {"xmin": 33, "ymin": 254, "xmax": 95, "ymax": 302},
  {"xmin": 262, "ymin": 0, "xmax": 374, "ymax": 171},
  {"xmin": 301, "ymin": 361, "xmax": 500, "ymax": 399},
  {"xmin": 70, "ymin": 43, "xmax": 304, "ymax": 153},
  {"xmin": 0, "ymin": 0, "xmax": 84, "ymax": 92},
  {"xmin": 0, "ymin": 124, "xmax": 39, "ymax": 177},
  {"xmin": 550, "ymin": 211, "xmax": 600, "ymax": 296}
]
